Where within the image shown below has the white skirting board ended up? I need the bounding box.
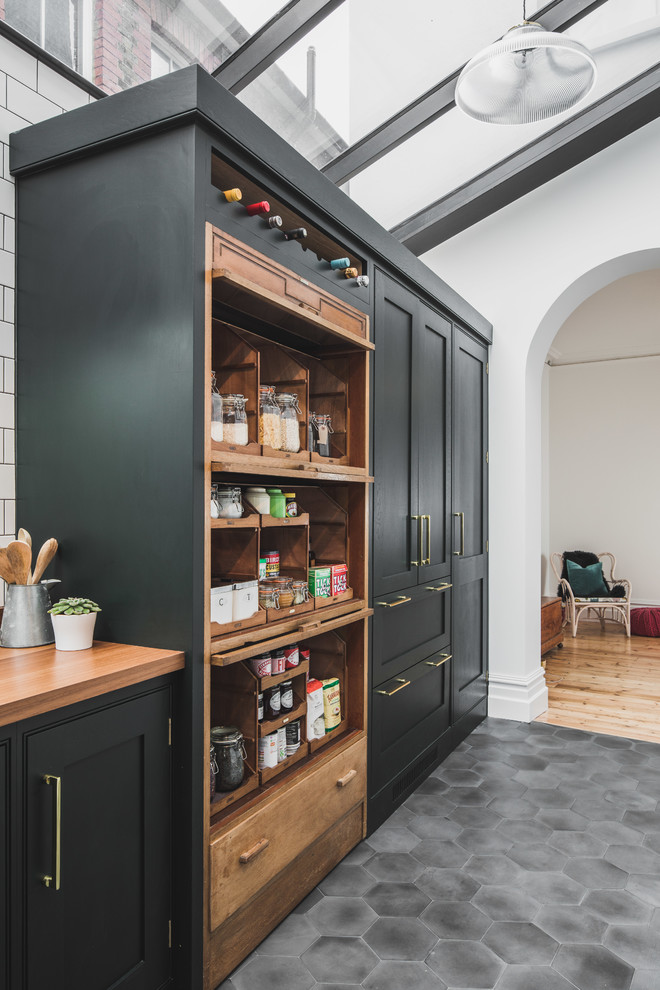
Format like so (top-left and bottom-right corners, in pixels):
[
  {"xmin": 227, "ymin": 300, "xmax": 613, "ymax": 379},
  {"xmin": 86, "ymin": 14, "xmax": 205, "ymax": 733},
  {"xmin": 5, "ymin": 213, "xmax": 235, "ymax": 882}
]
[{"xmin": 488, "ymin": 666, "xmax": 548, "ymax": 722}]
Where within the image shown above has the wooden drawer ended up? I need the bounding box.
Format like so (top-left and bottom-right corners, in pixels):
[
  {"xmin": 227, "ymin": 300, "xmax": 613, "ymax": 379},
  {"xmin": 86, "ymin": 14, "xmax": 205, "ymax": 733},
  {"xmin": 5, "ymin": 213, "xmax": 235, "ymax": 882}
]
[
  {"xmin": 212, "ymin": 229, "xmax": 369, "ymax": 342},
  {"xmin": 370, "ymin": 652, "xmax": 450, "ymax": 796},
  {"xmin": 209, "ymin": 737, "xmax": 366, "ymax": 930},
  {"xmin": 541, "ymin": 596, "xmax": 563, "ymax": 655},
  {"xmin": 372, "ymin": 584, "xmax": 450, "ymax": 687}
]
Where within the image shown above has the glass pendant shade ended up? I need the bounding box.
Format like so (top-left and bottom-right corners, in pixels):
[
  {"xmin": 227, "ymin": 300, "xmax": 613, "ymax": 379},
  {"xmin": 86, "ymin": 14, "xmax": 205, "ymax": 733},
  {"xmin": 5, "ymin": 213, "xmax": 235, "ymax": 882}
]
[{"xmin": 455, "ymin": 23, "xmax": 597, "ymax": 125}]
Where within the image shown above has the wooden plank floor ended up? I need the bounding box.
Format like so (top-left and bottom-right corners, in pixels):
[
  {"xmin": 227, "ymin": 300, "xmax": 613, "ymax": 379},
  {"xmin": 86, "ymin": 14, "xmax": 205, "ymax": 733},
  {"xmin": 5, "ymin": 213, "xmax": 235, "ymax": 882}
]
[{"xmin": 536, "ymin": 616, "xmax": 660, "ymax": 742}]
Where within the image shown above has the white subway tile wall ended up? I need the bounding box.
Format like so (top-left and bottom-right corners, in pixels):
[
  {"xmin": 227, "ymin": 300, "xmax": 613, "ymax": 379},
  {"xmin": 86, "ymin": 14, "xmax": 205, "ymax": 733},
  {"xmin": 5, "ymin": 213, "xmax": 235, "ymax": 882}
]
[{"xmin": 0, "ymin": 36, "xmax": 95, "ymax": 603}]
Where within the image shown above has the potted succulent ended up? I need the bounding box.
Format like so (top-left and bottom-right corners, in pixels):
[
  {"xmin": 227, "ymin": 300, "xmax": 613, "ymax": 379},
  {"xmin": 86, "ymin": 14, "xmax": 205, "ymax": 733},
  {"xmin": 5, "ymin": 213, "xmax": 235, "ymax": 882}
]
[{"xmin": 48, "ymin": 597, "xmax": 101, "ymax": 651}]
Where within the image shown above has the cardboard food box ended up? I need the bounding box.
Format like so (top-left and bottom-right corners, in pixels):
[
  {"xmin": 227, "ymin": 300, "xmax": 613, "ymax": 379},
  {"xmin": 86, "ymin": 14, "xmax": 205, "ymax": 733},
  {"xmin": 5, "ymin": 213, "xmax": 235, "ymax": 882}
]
[
  {"xmin": 331, "ymin": 563, "xmax": 348, "ymax": 596},
  {"xmin": 210, "ymin": 584, "xmax": 233, "ymax": 624},
  {"xmin": 308, "ymin": 566, "xmax": 331, "ymax": 598}
]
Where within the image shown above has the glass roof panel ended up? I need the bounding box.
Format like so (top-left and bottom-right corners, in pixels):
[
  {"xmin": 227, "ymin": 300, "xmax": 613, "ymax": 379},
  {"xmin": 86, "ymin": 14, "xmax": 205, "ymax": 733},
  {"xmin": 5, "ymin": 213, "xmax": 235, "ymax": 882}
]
[
  {"xmin": 345, "ymin": 1, "xmax": 660, "ymax": 230},
  {"xmin": 238, "ymin": 0, "xmax": 525, "ymax": 167}
]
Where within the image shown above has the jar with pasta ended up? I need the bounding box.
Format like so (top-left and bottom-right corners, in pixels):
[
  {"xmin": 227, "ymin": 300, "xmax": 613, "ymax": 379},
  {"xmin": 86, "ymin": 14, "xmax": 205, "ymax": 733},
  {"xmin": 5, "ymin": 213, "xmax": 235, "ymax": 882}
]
[
  {"xmin": 276, "ymin": 393, "xmax": 302, "ymax": 452},
  {"xmin": 259, "ymin": 385, "xmax": 282, "ymax": 450},
  {"xmin": 221, "ymin": 394, "xmax": 249, "ymax": 446}
]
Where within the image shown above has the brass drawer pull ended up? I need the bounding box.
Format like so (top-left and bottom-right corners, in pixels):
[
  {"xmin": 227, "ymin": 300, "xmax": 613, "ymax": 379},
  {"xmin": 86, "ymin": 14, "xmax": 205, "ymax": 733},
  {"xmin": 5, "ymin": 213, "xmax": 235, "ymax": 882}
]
[
  {"xmin": 376, "ymin": 596, "xmax": 412, "ymax": 608},
  {"xmin": 426, "ymin": 654, "xmax": 452, "ymax": 667},
  {"xmin": 239, "ymin": 838, "xmax": 270, "ymax": 864},
  {"xmin": 376, "ymin": 677, "xmax": 411, "ymax": 696},
  {"xmin": 337, "ymin": 769, "xmax": 357, "ymax": 788},
  {"xmin": 41, "ymin": 774, "xmax": 62, "ymax": 890},
  {"xmin": 426, "ymin": 583, "xmax": 452, "ymax": 592}
]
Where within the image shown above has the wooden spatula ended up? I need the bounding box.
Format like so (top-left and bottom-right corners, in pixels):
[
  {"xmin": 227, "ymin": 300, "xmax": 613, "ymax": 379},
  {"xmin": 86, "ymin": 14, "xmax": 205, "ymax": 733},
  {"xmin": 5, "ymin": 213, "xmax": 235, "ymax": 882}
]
[
  {"xmin": 17, "ymin": 528, "xmax": 31, "ymax": 548},
  {"xmin": 29, "ymin": 538, "xmax": 58, "ymax": 586},
  {"xmin": 0, "ymin": 547, "xmax": 16, "ymax": 584},
  {"xmin": 7, "ymin": 540, "xmax": 32, "ymax": 585}
]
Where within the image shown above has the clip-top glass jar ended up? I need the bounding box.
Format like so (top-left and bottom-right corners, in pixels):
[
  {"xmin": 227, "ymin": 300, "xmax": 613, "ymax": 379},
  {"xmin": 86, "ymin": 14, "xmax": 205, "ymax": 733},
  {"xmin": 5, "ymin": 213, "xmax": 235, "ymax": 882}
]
[
  {"xmin": 315, "ymin": 414, "xmax": 334, "ymax": 457},
  {"xmin": 210, "ymin": 726, "xmax": 246, "ymax": 791},
  {"xmin": 276, "ymin": 392, "xmax": 302, "ymax": 452},
  {"xmin": 259, "ymin": 385, "xmax": 282, "ymax": 450},
  {"xmin": 211, "ymin": 372, "xmax": 223, "ymax": 442},
  {"xmin": 221, "ymin": 394, "xmax": 249, "ymax": 446},
  {"xmin": 274, "ymin": 577, "xmax": 294, "ymax": 608},
  {"xmin": 215, "ymin": 486, "xmax": 243, "ymax": 518},
  {"xmin": 259, "ymin": 582, "xmax": 280, "ymax": 610},
  {"xmin": 292, "ymin": 580, "xmax": 309, "ymax": 605}
]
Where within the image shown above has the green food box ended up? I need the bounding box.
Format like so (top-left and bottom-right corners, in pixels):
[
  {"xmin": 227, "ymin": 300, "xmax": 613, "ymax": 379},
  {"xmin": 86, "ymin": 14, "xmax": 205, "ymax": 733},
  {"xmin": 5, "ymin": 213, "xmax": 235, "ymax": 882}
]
[{"xmin": 308, "ymin": 566, "xmax": 331, "ymax": 598}]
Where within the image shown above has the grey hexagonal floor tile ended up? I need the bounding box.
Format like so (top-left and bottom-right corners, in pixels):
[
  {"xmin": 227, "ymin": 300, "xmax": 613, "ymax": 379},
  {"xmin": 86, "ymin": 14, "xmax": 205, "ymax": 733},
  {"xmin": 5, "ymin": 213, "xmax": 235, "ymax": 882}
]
[
  {"xmin": 483, "ymin": 921, "xmax": 558, "ymax": 965},
  {"xmin": 318, "ymin": 864, "xmax": 375, "ymax": 896},
  {"xmin": 588, "ymin": 820, "xmax": 645, "ymax": 845},
  {"xmin": 507, "ymin": 842, "xmax": 568, "ymax": 873},
  {"xmin": 404, "ymin": 793, "xmax": 457, "ymax": 818},
  {"xmin": 497, "ymin": 819, "xmax": 553, "ymax": 844},
  {"xmin": 426, "ymin": 939, "xmax": 504, "ymax": 988},
  {"xmin": 301, "ymin": 936, "xmax": 379, "ymax": 983},
  {"xmin": 535, "ymin": 904, "xmax": 608, "ymax": 944},
  {"xmin": 307, "ymin": 895, "xmax": 378, "ymax": 936},
  {"xmin": 366, "ymin": 826, "xmax": 420, "ymax": 854},
  {"xmin": 408, "ymin": 816, "xmax": 463, "ymax": 841},
  {"xmin": 411, "ymin": 839, "xmax": 470, "ymax": 869},
  {"xmin": 420, "ymin": 899, "xmax": 491, "ymax": 940},
  {"xmin": 257, "ymin": 914, "xmax": 320, "ymax": 956},
  {"xmin": 363, "ymin": 916, "xmax": 438, "ymax": 960},
  {"xmin": 604, "ymin": 924, "xmax": 660, "ymax": 968},
  {"xmin": 553, "ymin": 943, "xmax": 634, "ymax": 990},
  {"xmin": 340, "ymin": 840, "xmax": 376, "ymax": 866},
  {"xmin": 436, "ymin": 769, "xmax": 483, "ymax": 787},
  {"xmin": 465, "ymin": 854, "xmax": 525, "ymax": 885},
  {"xmin": 479, "ymin": 777, "xmax": 527, "ymax": 798},
  {"xmin": 363, "ymin": 880, "xmax": 431, "ymax": 917},
  {"xmin": 449, "ymin": 806, "xmax": 503, "ymax": 830},
  {"xmin": 564, "ymin": 856, "xmax": 628, "ymax": 889},
  {"xmin": 519, "ymin": 871, "xmax": 586, "ymax": 904},
  {"xmin": 232, "ymin": 955, "xmax": 315, "ymax": 990},
  {"xmin": 365, "ymin": 852, "xmax": 425, "ymax": 883},
  {"xmin": 472, "ymin": 885, "xmax": 540, "ymax": 922},
  {"xmin": 626, "ymin": 874, "xmax": 660, "ymax": 907},
  {"xmin": 494, "ymin": 965, "xmax": 580, "ymax": 990},
  {"xmin": 455, "ymin": 828, "xmax": 514, "ymax": 854},
  {"xmin": 415, "ymin": 867, "xmax": 481, "ymax": 901},
  {"xmin": 547, "ymin": 830, "xmax": 607, "ymax": 858},
  {"xmin": 446, "ymin": 785, "xmax": 492, "ymax": 806},
  {"xmin": 583, "ymin": 888, "xmax": 653, "ymax": 925},
  {"xmin": 537, "ymin": 809, "xmax": 590, "ymax": 831},
  {"xmin": 604, "ymin": 843, "xmax": 660, "ymax": 875},
  {"xmin": 362, "ymin": 960, "xmax": 447, "ymax": 990}
]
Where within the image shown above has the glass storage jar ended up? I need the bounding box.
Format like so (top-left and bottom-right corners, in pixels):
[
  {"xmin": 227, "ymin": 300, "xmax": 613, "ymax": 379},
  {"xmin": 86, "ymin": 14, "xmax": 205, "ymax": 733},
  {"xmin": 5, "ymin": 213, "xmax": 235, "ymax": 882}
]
[
  {"xmin": 211, "ymin": 372, "xmax": 223, "ymax": 442},
  {"xmin": 210, "ymin": 726, "xmax": 246, "ymax": 791},
  {"xmin": 215, "ymin": 486, "xmax": 243, "ymax": 518},
  {"xmin": 276, "ymin": 393, "xmax": 302, "ymax": 452},
  {"xmin": 259, "ymin": 385, "xmax": 282, "ymax": 450},
  {"xmin": 274, "ymin": 577, "xmax": 294, "ymax": 608},
  {"xmin": 315, "ymin": 414, "xmax": 334, "ymax": 457},
  {"xmin": 210, "ymin": 482, "xmax": 220, "ymax": 519},
  {"xmin": 259, "ymin": 582, "xmax": 280, "ymax": 610},
  {"xmin": 221, "ymin": 393, "xmax": 249, "ymax": 446},
  {"xmin": 210, "ymin": 745, "xmax": 218, "ymax": 800},
  {"xmin": 292, "ymin": 580, "xmax": 309, "ymax": 605}
]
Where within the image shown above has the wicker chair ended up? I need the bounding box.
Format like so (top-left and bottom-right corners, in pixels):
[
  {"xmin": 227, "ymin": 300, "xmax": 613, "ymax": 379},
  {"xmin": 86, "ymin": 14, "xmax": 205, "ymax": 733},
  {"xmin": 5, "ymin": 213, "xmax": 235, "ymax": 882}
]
[{"xmin": 551, "ymin": 551, "xmax": 632, "ymax": 638}]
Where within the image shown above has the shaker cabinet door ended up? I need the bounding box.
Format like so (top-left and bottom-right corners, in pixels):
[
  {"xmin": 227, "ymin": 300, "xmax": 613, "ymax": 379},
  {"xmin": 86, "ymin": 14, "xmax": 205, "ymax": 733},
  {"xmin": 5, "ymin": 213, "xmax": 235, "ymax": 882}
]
[
  {"xmin": 0, "ymin": 732, "xmax": 9, "ymax": 990},
  {"xmin": 24, "ymin": 688, "xmax": 171, "ymax": 990},
  {"xmin": 373, "ymin": 271, "xmax": 420, "ymax": 597},
  {"xmin": 452, "ymin": 329, "xmax": 488, "ymax": 722}
]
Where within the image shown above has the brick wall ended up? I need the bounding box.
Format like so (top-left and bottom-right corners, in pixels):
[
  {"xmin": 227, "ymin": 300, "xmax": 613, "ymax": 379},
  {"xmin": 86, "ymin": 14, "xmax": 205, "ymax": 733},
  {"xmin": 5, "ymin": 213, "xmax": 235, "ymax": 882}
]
[{"xmin": 0, "ymin": 31, "xmax": 94, "ymax": 601}]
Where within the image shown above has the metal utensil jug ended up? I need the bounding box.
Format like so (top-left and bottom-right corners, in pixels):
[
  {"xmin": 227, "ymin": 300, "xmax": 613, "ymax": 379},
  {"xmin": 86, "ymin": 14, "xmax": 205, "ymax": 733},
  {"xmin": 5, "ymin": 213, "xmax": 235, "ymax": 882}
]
[{"xmin": 0, "ymin": 580, "xmax": 60, "ymax": 648}]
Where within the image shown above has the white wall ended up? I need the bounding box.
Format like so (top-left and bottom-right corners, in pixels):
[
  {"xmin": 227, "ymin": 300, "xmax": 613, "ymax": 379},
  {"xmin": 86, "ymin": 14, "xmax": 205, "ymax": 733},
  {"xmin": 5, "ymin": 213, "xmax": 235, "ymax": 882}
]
[
  {"xmin": 548, "ymin": 355, "xmax": 660, "ymax": 605},
  {"xmin": 421, "ymin": 115, "xmax": 660, "ymax": 722},
  {"xmin": 0, "ymin": 33, "xmax": 94, "ymax": 600}
]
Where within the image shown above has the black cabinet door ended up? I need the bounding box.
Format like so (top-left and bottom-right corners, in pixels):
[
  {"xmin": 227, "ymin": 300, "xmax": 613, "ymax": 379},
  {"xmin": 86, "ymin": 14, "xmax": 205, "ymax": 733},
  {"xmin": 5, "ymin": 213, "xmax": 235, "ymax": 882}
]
[
  {"xmin": 415, "ymin": 304, "xmax": 451, "ymax": 587},
  {"xmin": 24, "ymin": 688, "xmax": 171, "ymax": 990},
  {"xmin": 373, "ymin": 271, "xmax": 420, "ymax": 597},
  {"xmin": 0, "ymin": 732, "xmax": 9, "ymax": 990},
  {"xmin": 452, "ymin": 329, "xmax": 488, "ymax": 722}
]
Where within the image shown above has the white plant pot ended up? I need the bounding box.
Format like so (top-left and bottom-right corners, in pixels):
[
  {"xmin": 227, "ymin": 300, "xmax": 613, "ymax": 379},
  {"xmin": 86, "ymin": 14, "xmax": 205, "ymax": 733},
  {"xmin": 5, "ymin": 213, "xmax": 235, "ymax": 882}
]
[{"xmin": 51, "ymin": 612, "xmax": 97, "ymax": 651}]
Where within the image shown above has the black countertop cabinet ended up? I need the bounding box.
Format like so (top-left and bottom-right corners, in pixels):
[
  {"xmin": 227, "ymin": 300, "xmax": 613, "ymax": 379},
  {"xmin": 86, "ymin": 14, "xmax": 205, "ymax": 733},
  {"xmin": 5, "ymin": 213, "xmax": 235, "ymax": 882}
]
[{"xmin": 10, "ymin": 64, "xmax": 491, "ymax": 986}]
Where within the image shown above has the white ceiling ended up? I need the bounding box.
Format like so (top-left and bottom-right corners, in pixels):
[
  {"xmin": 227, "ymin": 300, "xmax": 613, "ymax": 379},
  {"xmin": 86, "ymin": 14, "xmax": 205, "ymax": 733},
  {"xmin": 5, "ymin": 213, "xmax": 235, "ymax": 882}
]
[{"xmin": 548, "ymin": 268, "xmax": 660, "ymax": 365}]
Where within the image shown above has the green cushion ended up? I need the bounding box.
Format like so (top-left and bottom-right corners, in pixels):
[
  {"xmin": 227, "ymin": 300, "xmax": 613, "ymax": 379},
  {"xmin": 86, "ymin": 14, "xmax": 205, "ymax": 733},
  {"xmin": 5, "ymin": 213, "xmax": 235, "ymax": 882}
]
[{"xmin": 566, "ymin": 559, "xmax": 610, "ymax": 597}]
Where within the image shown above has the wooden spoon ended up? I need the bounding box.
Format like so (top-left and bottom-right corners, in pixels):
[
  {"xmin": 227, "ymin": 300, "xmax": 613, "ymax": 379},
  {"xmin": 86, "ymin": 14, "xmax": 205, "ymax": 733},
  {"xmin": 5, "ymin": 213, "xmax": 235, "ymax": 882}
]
[
  {"xmin": 29, "ymin": 538, "xmax": 58, "ymax": 586},
  {"xmin": 17, "ymin": 528, "xmax": 31, "ymax": 548},
  {"xmin": 7, "ymin": 540, "xmax": 32, "ymax": 585},
  {"xmin": 0, "ymin": 547, "xmax": 16, "ymax": 584}
]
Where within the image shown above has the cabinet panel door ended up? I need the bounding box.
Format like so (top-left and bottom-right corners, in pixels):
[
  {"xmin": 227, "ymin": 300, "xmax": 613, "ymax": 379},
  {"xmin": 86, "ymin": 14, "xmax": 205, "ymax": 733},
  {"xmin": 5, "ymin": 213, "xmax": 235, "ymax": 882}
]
[
  {"xmin": 372, "ymin": 586, "xmax": 450, "ymax": 687},
  {"xmin": 373, "ymin": 272, "xmax": 420, "ymax": 596},
  {"xmin": 415, "ymin": 305, "xmax": 451, "ymax": 586},
  {"xmin": 0, "ymin": 735, "xmax": 8, "ymax": 990},
  {"xmin": 24, "ymin": 689, "xmax": 171, "ymax": 990},
  {"xmin": 452, "ymin": 330, "xmax": 488, "ymax": 722}
]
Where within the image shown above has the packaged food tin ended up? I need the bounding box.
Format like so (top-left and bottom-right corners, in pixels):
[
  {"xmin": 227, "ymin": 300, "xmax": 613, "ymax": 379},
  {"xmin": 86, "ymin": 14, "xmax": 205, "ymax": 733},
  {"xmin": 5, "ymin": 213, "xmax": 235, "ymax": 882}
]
[
  {"xmin": 306, "ymin": 678, "xmax": 325, "ymax": 740},
  {"xmin": 286, "ymin": 720, "xmax": 301, "ymax": 757},
  {"xmin": 258, "ymin": 692, "xmax": 264, "ymax": 722},
  {"xmin": 264, "ymin": 550, "xmax": 280, "ymax": 577},
  {"xmin": 248, "ymin": 653, "xmax": 272, "ymax": 677},
  {"xmin": 271, "ymin": 649, "xmax": 286, "ymax": 674},
  {"xmin": 259, "ymin": 734, "xmax": 278, "ymax": 769},
  {"xmin": 284, "ymin": 493, "xmax": 298, "ymax": 517},
  {"xmin": 322, "ymin": 677, "xmax": 342, "ymax": 733},
  {"xmin": 284, "ymin": 644, "xmax": 300, "ymax": 669},
  {"xmin": 210, "ymin": 584, "xmax": 233, "ymax": 624},
  {"xmin": 258, "ymin": 558, "xmax": 267, "ymax": 580}
]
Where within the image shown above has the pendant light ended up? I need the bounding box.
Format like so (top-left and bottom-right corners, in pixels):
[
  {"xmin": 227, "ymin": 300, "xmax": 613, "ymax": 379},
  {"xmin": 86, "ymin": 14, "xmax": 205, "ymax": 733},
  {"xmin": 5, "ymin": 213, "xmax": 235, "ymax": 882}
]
[{"xmin": 455, "ymin": 0, "xmax": 597, "ymax": 125}]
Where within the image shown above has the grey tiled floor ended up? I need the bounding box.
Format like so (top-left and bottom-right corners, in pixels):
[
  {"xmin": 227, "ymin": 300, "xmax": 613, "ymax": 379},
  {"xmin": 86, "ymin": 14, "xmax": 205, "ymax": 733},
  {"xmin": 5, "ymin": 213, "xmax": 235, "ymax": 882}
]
[{"xmin": 218, "ymin": 718, "xmax": 660, "ymax": 990}]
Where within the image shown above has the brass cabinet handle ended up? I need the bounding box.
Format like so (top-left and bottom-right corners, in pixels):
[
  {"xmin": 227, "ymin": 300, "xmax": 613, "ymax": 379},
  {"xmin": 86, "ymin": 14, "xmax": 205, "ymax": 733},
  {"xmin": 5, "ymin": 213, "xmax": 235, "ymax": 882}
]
[
  {"xmin": 337, "ymin": 769, "xmax": 357, "ymax": 788},
  {"xmin": 376, "ymin": 596, "xmax": 412, "ymax": 608},
  {"xmin": 376, "ymin": 677, "xmax": 411, "ymax": 696},
  {"xmin": 239, "ymin": 838, "xmax": 270, "ymax": 864},
  {"xmin": 41, "ymin": 774, "xmax": 62, "ymax": 890},
  {"xmin": 410, "ymin": 515, "xmax": 423, "ymax": 566},
  {"xmin": 423, "ymin": 515, "xmax": 431, "ymax": 565},
  {"xmin": 453, "ymin": 511, "xmax": 465, "ymax": 557},
  {"xmin": 426, "ymin": 583, "xmax": 452, "ymax": 592},
  {"xmin": 426, "ymin": 653, "xmax": 452, "ymax": 667}
]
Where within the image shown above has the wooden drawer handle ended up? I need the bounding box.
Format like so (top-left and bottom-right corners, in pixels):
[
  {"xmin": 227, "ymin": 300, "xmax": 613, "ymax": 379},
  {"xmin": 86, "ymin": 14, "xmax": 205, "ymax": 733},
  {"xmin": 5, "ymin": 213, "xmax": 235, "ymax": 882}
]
[
  {"xmin": 239, "ymin": 838, "xmax": 270, "ymax": 864},
  {"xmin": 337, "ymin": 769, "xmax": 357, "ymax": 788}
]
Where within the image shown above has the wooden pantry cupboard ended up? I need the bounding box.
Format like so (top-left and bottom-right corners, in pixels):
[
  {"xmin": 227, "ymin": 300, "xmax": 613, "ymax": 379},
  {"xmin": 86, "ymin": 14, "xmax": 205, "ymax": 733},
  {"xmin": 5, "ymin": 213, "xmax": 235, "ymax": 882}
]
[{"xmin": 10, "ymin": 65, "xmax": 492, "ymax": 990}]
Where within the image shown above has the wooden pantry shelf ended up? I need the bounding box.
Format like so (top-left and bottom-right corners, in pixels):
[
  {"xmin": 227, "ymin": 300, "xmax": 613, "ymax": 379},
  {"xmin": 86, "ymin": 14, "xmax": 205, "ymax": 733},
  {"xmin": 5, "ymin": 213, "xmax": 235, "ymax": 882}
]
[
  {"xmin": 260, "ymin": 512, "xmax": 310, "ymax": 528},
  {"xmin": 210, "ymin": 602, "xmax": 372, "ymax": 664},
  {"xmin": 211, "ymin": 514, "xmax": 260, "ymax": 529},
  {"xmin": 211, "ymin": 451, "xmax": 373, "ymax": 483}
]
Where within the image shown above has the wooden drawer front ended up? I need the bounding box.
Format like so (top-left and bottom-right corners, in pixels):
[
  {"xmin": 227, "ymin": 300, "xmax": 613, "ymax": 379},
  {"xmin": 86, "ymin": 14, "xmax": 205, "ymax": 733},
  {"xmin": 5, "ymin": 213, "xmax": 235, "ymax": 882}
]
[
  {"xmin": 213, "ymin": 229, "xmax": 368, "ymax": 341},
  {"xmin": 209, "ymin": 738, "xmax": 366, "ymax": 930},
  {"xmin": 541, "ymin": 597, "xmax": 563, "ymax": 654},
  {"xmin": 372, "ymin": 585, "xmax": 450, "ymax": 687},
  {"xmin": 370, "ymin": 654, "xmax": 450, "ymax": 795}
]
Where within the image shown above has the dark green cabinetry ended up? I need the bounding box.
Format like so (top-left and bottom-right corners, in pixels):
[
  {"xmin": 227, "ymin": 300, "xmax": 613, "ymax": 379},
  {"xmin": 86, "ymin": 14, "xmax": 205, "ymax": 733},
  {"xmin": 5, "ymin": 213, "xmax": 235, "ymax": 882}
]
[{"xmin": 0, "ymin": 730, "xmax": 9, "ymax": 990}]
